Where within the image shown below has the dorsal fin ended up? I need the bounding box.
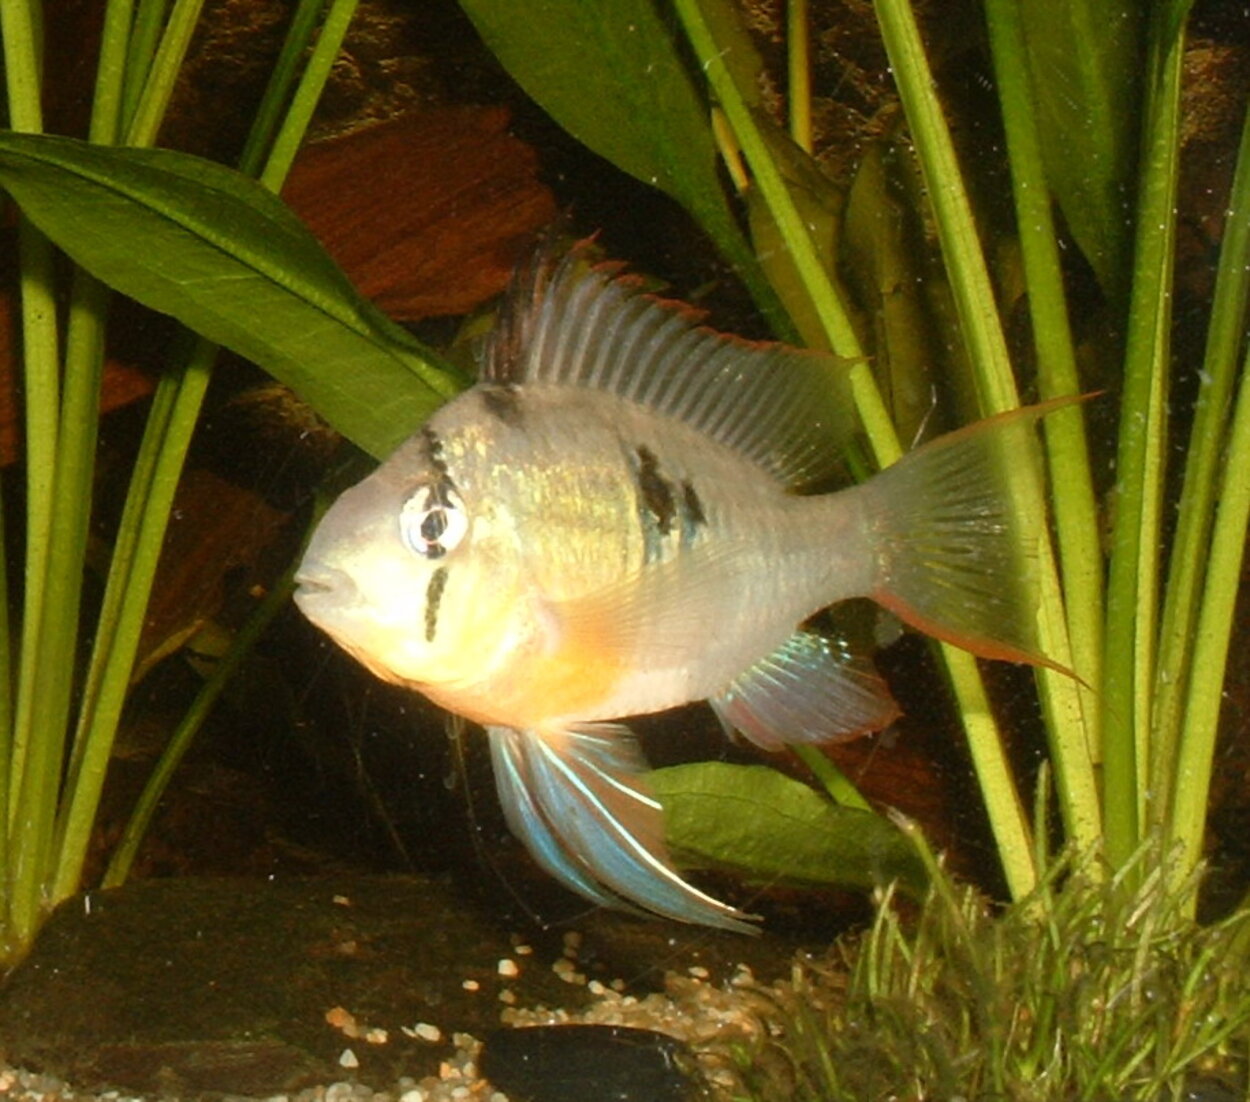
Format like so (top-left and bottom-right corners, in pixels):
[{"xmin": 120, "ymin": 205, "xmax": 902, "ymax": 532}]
[{"xmin": 483, "ymin": 241, "xmax": 861, "ymax": 489}]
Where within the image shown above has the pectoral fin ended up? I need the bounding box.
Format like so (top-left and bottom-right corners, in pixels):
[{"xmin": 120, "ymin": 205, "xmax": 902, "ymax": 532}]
[
  {"xmin": 710, "ymin": 630, "xmax": 899, "ymax": 749},
  {"xmin": 488, "ymin": 724, "xmax": 757, "ymax": 933}
]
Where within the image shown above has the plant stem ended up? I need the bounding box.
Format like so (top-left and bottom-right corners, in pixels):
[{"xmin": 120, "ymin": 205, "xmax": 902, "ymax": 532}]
[
  {"xmin": 1, "ymin": 0, "xmax": 62, "ymax": 954},
  {"xmin": 1101, "ymin": 3, "xmax": 1188, "ymax": 870},
  {"xmin": 234, "ymin": 0, "xmax": 331, "ymax": 179},
  {"xmin": 260, "ymin": 0, "xmax": 359, "ymax": 189},
  {"xmin": 786, "ymin": 0, "xmax": 812, "ymax": 153},
  {"xmin": 102, "ymin": 558, "xmax": 303, "ymax": 887},
  {"xmin": 120, "ymin": 0, "xmax": 169, "ymax": 131},
  {"xmin": 1152, "ymin": 95, "xmax": 1250, "ymax": 829},
  {"xmin": 51, "ymin": 352, "xmax": 212, "ymax": 902},
  {"xmin": 90, "ymin": 0, "xmax": 138, "ymax": 144},
  {"xmin": 27, "ymin": 0, "xmax": 204, "ymax": 918},
  {"xmin": 1166, "ymin": 299, "xmax": 1250, "ymax": 906},
  {"xmin": 983, "ymin": 0, "xmax": 1104, "ymax": 768},
  {"xmin": 793, "ymin": 745, "xmax": 871, "ymax": 811},
  {"xmin": 670, "ymin": 0, "xmax": 865, "ymax": 364},
  {"xmin": 124, "ymin": 0, "xmax": 206, "ymax": 146},
  {"xmin": 53, "ymin": 0, "xmax": 363, "ymax": 902},
  {"xmin": 676, "ymin": 0, "xmax": 1046, "ymax": 898},
  {"xmin": 872, "ymin": 0, "xmax": 1102, "ymax": 870}
]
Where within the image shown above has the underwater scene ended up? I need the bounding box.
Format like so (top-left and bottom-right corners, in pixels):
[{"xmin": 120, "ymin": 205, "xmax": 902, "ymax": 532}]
[{"xmin": 0, "ymin": 0, "xmax": 1247, "ymax": 1098}]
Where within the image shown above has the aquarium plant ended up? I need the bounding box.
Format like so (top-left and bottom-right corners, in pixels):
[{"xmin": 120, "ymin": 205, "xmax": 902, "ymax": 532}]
[
  {"xmin": 0, "ymin": 0, "xmax": 468, "ymax": 967},
  {"xmin": 0, "ymin": 3, "xmax": 1247, "ymax": 1092}
]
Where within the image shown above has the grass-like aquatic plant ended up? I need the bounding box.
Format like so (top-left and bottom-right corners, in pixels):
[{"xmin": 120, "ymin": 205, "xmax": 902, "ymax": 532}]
[
  {"xmin": 0, "ymin": 7, "xmax": 1245, "ymax": 1087},
  {"xmin": 736, "ymin": 819, "xmax": 1250, "ymax": 1100}
]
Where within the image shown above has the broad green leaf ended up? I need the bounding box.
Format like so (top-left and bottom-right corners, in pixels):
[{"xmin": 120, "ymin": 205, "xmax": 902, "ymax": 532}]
[
  {"xmin": 457, "ymin": 0, "xmax": 790, "ymax": 336},
  {"xmin": 0, "ymin": 131, "xmax": 464, "ymax": 459},
  {"xmin": 652, "ymin": 761, "xmax": 927, "ymax": 894},
  {"xmin": 1018, "ymin": 0, "xmax": 1143, "ymax": 298}
]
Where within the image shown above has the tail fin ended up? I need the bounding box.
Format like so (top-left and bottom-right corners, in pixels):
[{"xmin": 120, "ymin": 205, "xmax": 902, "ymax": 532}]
[{"xmin": 861, "ymin": 401, "xmax": 1072, "ymax": 669}]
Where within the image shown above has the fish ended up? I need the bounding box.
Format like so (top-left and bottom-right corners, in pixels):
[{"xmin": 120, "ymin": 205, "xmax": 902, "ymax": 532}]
[{"xmin": 294, "ymin": 242, "xmax": 1053, "ymax": 933}]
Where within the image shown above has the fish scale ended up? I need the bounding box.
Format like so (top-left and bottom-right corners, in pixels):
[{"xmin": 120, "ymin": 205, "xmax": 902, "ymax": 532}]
[{"xmin": 295, "ymin": 241, "xmax": 1058, "ymax": 932}]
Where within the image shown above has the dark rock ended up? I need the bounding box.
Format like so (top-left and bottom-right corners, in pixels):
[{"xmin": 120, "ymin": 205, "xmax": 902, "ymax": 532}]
[{"xmin": 480, "ymin": 1025, "xmax": 700, "ymax": 1102}]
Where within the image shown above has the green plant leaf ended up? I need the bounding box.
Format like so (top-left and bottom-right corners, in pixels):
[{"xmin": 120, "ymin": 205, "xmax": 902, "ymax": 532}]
[
  {"xmin": 456, "ymin": 0, "xmax": 788, "ymax": 333},
  {"xmin": 1017, "ymin": 0, "xmax": 1143, "ymax": 298},
  {"xmin": 652, "ymin": 761, "xmax": 927, "ymax": 894},
  {"xmin": 0, "ymin": 130, "xmax": 463, "ymax": 459}
]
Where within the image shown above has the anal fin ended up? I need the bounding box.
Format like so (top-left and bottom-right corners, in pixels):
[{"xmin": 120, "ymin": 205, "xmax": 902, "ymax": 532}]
[
  {"xmin": 488, "ymin": 724, "xmax": 757, "ymax": 933},
  {"xmin": 710, "ymin": 630, "xmax": 899, "ymax": 750}
]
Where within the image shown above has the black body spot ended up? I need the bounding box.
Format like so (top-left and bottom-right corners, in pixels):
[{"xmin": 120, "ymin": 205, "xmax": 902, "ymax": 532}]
[
  {"xmin": 634, "ymin": 446, "xmax": 676, "ymax": 537},
  {"xmin": 681, "ymin": 480, "xmax": 707, "ymax": 529},
  {"xmin": 424, "ymin": 566, "xmax": 449, "ymax": 642},
  {"xmin": 479, "ymin": 384, "xmax": 524, "ymax": 426}
]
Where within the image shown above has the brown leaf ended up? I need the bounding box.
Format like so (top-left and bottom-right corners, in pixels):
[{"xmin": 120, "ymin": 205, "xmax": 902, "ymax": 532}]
[
  {"xmin": 283, "ymin": 108, "xmax": 556, "ymax": 320},
  {"xmin": 134, "ymin": 469, "xmax": 290, "ymax": 684}
]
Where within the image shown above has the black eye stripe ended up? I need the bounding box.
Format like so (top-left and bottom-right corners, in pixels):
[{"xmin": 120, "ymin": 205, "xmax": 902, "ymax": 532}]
[
  {"xmin": 400, "ymin": 479, "xmax": 468, "ymax": 560},
  {"xmin": 424, "ymin": 566, "xmax": 449, "ymax": 642},
  {"xmin": 419, "ymin": 427, "xmax": 452, "ymax": 480},
  {"xmin": 420, "ymin": 509, "xmax": 449, "ymax": 542}
]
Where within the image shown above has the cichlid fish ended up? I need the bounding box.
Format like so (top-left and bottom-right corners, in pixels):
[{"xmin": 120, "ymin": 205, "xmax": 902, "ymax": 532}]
[{"xmin": 294, "ymin": 244, "xmax": 1049, "ymax": 933}]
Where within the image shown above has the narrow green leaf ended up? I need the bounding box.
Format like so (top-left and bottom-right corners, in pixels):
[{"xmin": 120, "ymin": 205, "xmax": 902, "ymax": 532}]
[
  {"xmin": 1101, "ymin": 6, "xmax": 1188, "ymax": 869},
  {"xmin": 0, "ymin": 131, "xmax": 463, "ymax": 459},
  {"xmin": 984, "ymin": 0, "xmax": 1106, "ymax": 823},
  {"xmin": 456, "ymin": 0, "xmax": 789, "ymax": 335},
  {"xmin": 652, "ymin": 762, "xmax": 927, "ymax": 894},
  {"xmin": 1017, "ymin": 0, "xmax": 1143, "ymax": 299}
]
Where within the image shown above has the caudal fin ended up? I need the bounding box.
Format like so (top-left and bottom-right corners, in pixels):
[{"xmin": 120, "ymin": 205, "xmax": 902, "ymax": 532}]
[{"xmin": 860, "ymin": 401, "xmax": 1071, "ymax": 669}]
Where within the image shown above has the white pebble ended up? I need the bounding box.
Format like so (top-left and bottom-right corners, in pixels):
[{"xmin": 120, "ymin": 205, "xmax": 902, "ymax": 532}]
[
  {"xmin": 338, "ymin": 1048, "xmax": 359, "ymax": 1069},
  {"xmin": 497, "ymin": 957, "xmax": 519, "ymax": 977}
]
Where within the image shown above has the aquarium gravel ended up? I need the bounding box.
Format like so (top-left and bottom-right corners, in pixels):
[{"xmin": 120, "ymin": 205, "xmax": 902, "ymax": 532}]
[{"xmin": 0, "ymin": 955, "xmax": 784, "ymax": 1102}]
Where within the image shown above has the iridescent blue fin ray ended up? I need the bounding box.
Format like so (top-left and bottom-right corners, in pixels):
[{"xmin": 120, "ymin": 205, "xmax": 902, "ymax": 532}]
[
  {"xmin": 487, "ymin": 724, "xmax": 758, "ymax": 933},
  {"xmin": 488, "ymin": 726, "xmax": 624, "ymax": 912},
  {"xmin": 710, "ymin": 630, "xmax": 899, "ymax": 749}
]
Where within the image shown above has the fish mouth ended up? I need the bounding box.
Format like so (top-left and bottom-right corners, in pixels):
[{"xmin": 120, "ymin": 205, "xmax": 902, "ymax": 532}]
[{"xmin": 292, "ymin": 565, "xmax": 350, "ymax": 609}]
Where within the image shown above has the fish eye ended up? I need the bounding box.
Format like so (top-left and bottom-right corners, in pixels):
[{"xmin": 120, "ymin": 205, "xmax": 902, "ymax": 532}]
[{"xmin": 400, "ymin": 481, "xmax": 468, "ymax": 560}]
